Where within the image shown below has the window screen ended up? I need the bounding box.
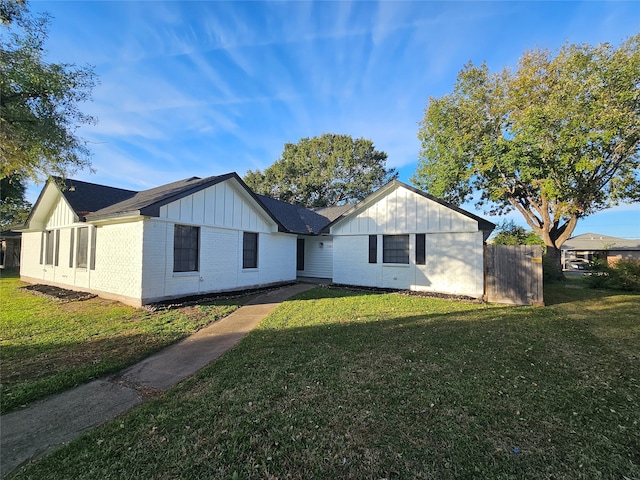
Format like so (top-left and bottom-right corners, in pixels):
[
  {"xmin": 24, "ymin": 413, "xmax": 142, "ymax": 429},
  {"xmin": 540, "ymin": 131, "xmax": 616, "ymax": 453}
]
[
  {"xmin": 368, "ymin": 235, "xmax": 377, "ymax": 263},
  {"xmin": 243, "ymin": 232, "xmax": 258, "ymax": 269},
  {"xmin": 77, "ymin": 227, "xmax": 89, "ymax": 268},
  {"xmin": 383, "ymin": 235, "xmax": 409, "ymax": 264},
  {"xmin": 45, "ymin": 230, "xmax": 55, "ymax": 265},
  {"xmin": 416, "ymin": 234, "xmax": 426, "ymax": 265},
  {"xmin": 173, "ymin": 225, "xmax": 199, "ymax": 272}
]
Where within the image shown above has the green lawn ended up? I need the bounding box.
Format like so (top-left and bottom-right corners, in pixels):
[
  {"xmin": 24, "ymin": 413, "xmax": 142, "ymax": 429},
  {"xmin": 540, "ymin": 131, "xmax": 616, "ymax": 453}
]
[
  {"xmin": 0, "ymin": 271, "xmax": 242, "ymax": 413},
  {"xmin": 8, "ymin": 279, "xmax": 639, "ymax": 479}
]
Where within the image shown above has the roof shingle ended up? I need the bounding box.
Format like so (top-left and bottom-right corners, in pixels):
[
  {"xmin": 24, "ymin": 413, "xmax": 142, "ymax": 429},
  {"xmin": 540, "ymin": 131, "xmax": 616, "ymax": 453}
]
[
  {"xmin": 38, "ymin": 175, "xmax": 493, "ymax": 238},
  {"xmin": 59, "ymin": 178, "xmax": 137, "ymax": 218},
  {"xmin": 89, "ymin": 176, "xmax": 231, "ymax": 219}
]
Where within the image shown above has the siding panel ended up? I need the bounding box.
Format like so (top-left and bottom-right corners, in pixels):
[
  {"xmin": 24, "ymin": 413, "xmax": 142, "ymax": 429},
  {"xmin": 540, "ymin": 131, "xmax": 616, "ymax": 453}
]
[
  {"xmin": 297, "ymin": 236, "xmax": 333, "ymax": 278},
  {"xmin": 332, "ymin": 186, "xmax": 479, "ymax": 236}
]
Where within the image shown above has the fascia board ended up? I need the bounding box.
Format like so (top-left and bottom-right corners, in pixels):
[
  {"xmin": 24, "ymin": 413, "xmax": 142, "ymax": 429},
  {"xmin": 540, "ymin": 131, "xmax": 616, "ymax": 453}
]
[
  {"xmin": 326, "ymin": 181, "xmax": 399, "ymax": 233},
  {"xmin": 24, "ymin": 180, "xmax": 81, "ymax": 229}
]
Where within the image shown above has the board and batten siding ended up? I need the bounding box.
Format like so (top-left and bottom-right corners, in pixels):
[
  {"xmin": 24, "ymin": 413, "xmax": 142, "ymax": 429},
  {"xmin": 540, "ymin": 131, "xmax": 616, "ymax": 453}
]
[
  {"xmin": 45, "ymin": 195, "xmax": 77, "ymax": 229},
  {"xmin": 331, "ymin": 186, "xmax": 478, "ymax": 236},
  {"xmin": 157, "ymin": 180, "xmax": 276, "ymax": 233},
  {"xmin": 21, "ymin": 196, "xmax": 84, "ymax": 285},
  {"xmin": 141, "ymin": 180, "xmax": 296, "ymax": 303},
  {"xmin": 296, "ymin": 236, "xmax": 333, "ymax": 279},
  {"xmin": 331, "ymin": 185, "xmax": 485, "ymax": 298}
]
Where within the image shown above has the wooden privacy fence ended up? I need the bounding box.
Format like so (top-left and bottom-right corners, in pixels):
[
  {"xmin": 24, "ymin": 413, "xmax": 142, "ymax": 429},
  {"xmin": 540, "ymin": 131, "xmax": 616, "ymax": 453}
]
[{"xmin": 485, "ymin": 245, "xmax": 544, "ymax": 306}]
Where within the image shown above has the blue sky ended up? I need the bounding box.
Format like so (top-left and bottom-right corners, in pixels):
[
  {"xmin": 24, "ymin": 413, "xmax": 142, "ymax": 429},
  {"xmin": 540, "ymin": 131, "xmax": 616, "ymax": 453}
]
[{"xmin": 29, "ymin": 0, "xmax": 640, "ymax": 238}]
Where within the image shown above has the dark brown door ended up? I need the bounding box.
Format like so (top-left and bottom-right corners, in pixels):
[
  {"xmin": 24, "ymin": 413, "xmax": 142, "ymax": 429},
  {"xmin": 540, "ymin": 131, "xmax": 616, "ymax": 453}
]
[{"xmin": 296, "ymin": 238, "xmax": 305, "ymax": 271}]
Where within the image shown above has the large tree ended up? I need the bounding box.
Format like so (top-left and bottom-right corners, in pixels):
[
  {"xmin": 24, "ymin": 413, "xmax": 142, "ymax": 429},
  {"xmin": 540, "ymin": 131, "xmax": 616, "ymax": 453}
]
[
  {"xmin": 490, "ymin": 220, "xmax": 545, "ymax": 249},
  {"xmin": 412, "ymin": 35, "xmax": 640, "ymax": 279},
  {"xmin": 1, "ymin": 0, "xmax": 97, "ymax": 182},
  {"xmin": 244, "ymin": 133, "xmax": 397, "ymax": 208},
  {"xmin": 0, "ymin": 175, "xmax": 31, "ymax": 229}
]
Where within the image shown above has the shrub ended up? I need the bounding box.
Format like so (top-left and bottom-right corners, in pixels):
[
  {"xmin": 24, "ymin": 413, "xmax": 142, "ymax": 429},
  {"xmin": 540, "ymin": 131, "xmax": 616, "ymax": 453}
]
[
  {"xmin": 585, "ymin": 271, "xmax": 611, "ymax": 289},
  {"xmin": 586, "ymin": 259, "xmax": 640, "ymax": 292},
  {"xmin": 611, "ymin": 259, "xmax": 640, "ymax": 292}
]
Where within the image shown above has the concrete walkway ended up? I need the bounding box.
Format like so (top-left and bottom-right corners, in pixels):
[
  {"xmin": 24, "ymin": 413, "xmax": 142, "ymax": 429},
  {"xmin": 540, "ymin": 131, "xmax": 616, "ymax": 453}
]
[{"xmin": 0, "ymin": 283, "xmax": 314, "ymax": 478}]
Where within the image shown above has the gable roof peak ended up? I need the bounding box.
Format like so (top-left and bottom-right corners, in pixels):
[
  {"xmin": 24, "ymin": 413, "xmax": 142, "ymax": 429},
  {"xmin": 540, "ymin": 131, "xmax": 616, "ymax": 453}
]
[{"xmin": 88, "ymin": 174, "xmax": 239, "ymax": 220}]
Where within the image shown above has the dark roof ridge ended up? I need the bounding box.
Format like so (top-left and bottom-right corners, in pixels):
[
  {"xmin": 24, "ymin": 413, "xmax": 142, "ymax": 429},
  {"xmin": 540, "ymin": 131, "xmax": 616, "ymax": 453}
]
[
  {"xmin": 58, "ymin": 177, "xmax": 138, "ymax": 219},
  {"xmin": 255, "ymin": 194, "xmax": 335, "ymax": 235},
  {"xmin": 88, "ymin": 174, "xmax": 233, "ymax": 219}
]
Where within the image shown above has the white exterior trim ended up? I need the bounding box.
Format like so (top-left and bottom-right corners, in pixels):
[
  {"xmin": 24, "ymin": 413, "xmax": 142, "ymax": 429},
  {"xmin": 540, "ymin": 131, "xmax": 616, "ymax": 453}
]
[{"xmin": 19, "ymin": 177, "xmax": 492, "ymax": 306}]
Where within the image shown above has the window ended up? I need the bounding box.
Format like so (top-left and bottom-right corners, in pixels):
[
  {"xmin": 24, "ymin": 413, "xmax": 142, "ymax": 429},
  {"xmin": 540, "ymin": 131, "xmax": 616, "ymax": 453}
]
[
  {"xmin": 90, "ymin": 228, "xmax": 97, "ymax": 270},
  {"xmin": 243, "ymin": 232, "xmax": 258, "ymax": 269},
  {"xmin": 40, "ymin": 232, "xmax": 45, "ymax": 264},
  {"xmin": 174, "ymin": 225, "xmax": 199, "ymax": 272},
  {"xmin": 383, "ymin": 235, "xmax": 409, "ymax": 264},
  {"xmin": 54, "ymin": 230, "xmax": 60, "ymax": 266},
  {"xmin": 69, "ymin": 229, "xmax": 75, "ymax": 267},
  {"xmin": 77, "ymin": 227, "xmax": 89, "ymax": 268},
  {"xmin": 416, "ymin": 234, "xmax": 426, "ymax": 265},
  {"xmin": 368, "ymin": 235, "xmax": 377, "ymax": 263},
  {"xmin": 44, "ymin": 230, "xmax": 57, "ymax": 265}
]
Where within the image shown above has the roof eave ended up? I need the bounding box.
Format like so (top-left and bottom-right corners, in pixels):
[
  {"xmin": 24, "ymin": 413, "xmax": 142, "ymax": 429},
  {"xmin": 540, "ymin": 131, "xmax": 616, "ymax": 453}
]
[
  {"xmin": 23, "ymin": 179, "xmax": 81, "ymax": 230},
  {"xmin": 326, "ymin": 179, "xmax": 496, "ymax": 237},
  {"xmin": 230, "ymin": 175, "xmax": 289, "ymax": 233},
  {"xmin": 86, "ymin": 210, "xmax": 143, "ymax": 224}
]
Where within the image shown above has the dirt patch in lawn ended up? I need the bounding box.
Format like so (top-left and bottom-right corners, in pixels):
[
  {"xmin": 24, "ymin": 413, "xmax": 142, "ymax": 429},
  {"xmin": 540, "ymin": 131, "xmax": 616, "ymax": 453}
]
[{"xmin": 19, "ymin": 284, "xmax": 97, "ymax": 302}]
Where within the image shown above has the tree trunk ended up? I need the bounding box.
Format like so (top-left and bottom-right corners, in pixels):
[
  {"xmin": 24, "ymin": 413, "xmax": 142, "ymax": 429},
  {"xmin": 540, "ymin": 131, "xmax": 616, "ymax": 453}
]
[{"xmin": 544, "ymin": 245, "xmax": 565, "ymax": 281}]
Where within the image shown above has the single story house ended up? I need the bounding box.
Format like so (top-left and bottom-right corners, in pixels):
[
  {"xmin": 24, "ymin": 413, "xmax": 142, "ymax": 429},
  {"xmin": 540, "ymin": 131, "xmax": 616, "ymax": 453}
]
[
  {"xmin": 17, "ymin": 173, "xmax": 495, "ymax": 307},
  {"xmin": 562, "ymin": 233, "xmax": 640, "ymax": 268}
]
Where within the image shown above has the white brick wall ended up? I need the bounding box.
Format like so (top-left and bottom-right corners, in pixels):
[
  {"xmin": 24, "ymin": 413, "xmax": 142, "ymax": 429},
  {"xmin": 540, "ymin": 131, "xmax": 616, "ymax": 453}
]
[
  {"xmin": 141, "ymin": 219, "xmax": 297, "ymax": 304},
  {"xmin": 20, "ymin": 220, "xmax": 145, "ymax": 305},
  {"xmin": 91, "ymin": 221, "xmax": 144, "ymax": 300},
  {"xmin": 19, "ymin": 231, "xmax": 44, "ymax": 280},
  {"xmin": 333, "ymin": 232, "xmax": 484, "ymax": 298},
  {"xmin": 258, "ymin": 233, "xmax": 296, "ymax": 284},
  {"xmin": 414, "ymin": 232, "xmax": 484, "ymax": 297}
]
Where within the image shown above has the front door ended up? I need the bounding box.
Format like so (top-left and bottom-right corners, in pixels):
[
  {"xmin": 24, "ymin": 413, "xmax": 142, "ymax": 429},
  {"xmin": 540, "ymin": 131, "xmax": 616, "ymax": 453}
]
[{"xmin": 296, "ymin": 238, "xmax": 305, "ymax": 271}]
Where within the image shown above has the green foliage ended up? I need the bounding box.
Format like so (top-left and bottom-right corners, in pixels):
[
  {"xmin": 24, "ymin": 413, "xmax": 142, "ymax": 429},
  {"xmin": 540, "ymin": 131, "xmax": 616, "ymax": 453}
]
[
  {"xmin": 0, "ymin": 0, "xmax": 97, "ymax": 182},
  {"xmin": 613, "ymin": 260, "xmax": 640, "ymax": 291},
  {"xmin": 412, "ymin": 35, "xmax": 640, "ymax": 281},
  {"xmin": 244, "ymin": 133, "xmax": 397, "ymax": 207},
  {"xmin": 0, "ymin": 174, "xmax": 31, "ymax": 228},
  {"xmin": 586, "ymin": 259, "xmax": 640, "ymax": 292},
  {"xmin": 491, "ymin": 220, "xmax": 546, "ymax": 250}
]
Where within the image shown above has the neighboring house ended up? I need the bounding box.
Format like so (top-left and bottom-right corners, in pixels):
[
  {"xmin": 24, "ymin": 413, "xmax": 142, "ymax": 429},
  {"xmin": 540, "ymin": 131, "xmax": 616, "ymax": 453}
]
[
  {"xmin": 562, "ymin": 233, "xmax": 640, "ymax": 268},
  {"xmin": 1, "ymin": 230, "xmax": 21, "ymax": 269},
  {"xmin": 18, "ymin": 174, "xmax": 495, "ymax": 306}
]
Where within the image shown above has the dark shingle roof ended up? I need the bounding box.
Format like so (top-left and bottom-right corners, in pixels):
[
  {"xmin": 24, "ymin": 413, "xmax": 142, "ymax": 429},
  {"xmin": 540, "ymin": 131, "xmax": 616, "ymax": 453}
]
[
  {"xmin": 38, "ymin": 175, "xmax": 493, "ymax": 238},
  {"xmin": 89, "ymin": 175, "xmax": 233, "ymax": 219},
  {"xmin": 313, "ymin": 204, "xmax": 354, "ymax": 222},
  {"xmin": 255, "ymin": 195, "xmax": 339, "ymax": 234},
  {"xmin": 59, "ymin": 178, "xmax": 137, "ymax": 218}
]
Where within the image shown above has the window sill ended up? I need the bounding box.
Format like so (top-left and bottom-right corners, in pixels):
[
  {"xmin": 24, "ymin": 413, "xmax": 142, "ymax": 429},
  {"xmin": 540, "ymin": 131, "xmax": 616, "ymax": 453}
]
[
  {"xmin": 173, "ymin": 271, "xmax": 200, "ymax": 277},
  {"xmin": 382, "ymin": 263, "xmax": 410, "ymax": 268},
  {"xmin": 242, "ymin": 268, "xmax": 258, "ymax": 272}
]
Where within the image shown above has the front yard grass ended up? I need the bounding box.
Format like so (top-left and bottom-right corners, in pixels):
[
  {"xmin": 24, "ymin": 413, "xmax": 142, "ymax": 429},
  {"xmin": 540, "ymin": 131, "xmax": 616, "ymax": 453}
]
[
  {"xmin": 0, "ymin": 272, "xmax": 242, "ymax": 413},
  {"xmin": 9, "ymin": 279, "xmax": 639, "ymax": 479}
]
